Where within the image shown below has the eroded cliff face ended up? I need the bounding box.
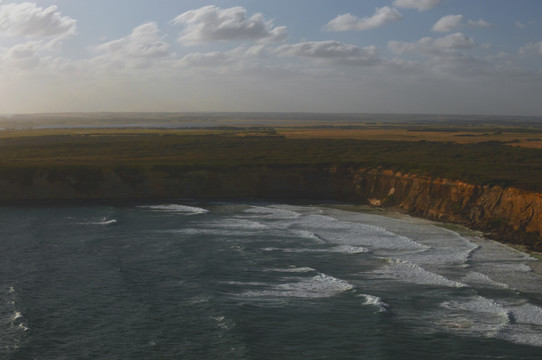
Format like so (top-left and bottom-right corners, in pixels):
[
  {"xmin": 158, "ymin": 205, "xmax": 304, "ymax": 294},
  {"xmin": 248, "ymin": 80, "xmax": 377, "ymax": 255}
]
[
  {"xmin": 1, "ymin": 166, "xmax": 541, "ymax": 250},
  {"xmin": 354, "ymin": 169, "xmax": 542, "ymax": 250}
]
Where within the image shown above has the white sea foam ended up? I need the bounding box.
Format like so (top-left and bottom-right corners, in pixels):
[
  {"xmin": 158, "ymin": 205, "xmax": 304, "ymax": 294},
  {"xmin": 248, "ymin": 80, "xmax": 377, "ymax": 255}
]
[
  {"xmin": 443, "ymin": 298, "xmax": 542, "ymax": 348},
  {"xmin": 499, "ymin": 302, "xmax": 542, "ymax": 347},
  {"xmin": 441, "ymin": 297, "xmax": 511, "ymax": 320},
  {"xmin": 438, "ymin": 297, "xmax": 542, "ymax": 347},
  {"xmin": 465, "ymin": 244, "xmax": 482, "ymax": 262},
  {"xmin": 468, "ymin": 237, "xmax": 536, "ymax": 263},
  {"xmin": 242, "ymin": 272, "xmax": 354, "ymax": 299},
  {"xmin": 1, "ymin": 287, "xmax": 30, "ymax": 337},
  {"xmin": 185, "ymin": 296, "xmax": 210, "ymax": 305},
  {"xmin": 11, "ymin": 312, "xmax": 22, "ymax": 321},
  {"xmin": 290, "ymin": 230, "xmax": 326, "ymax": 243},
  {"xmin": 261, "ymin": 245, "xmax": 371, "ymax": 255},
  {"xmin": 212, "ymin": 315, "xmax": 232, "ymax": 330},
  {"xmin": 439, "ymin": 296, "xmax": 512, "ymax": 336},
  {"xmin": 91, "ymin": 218, "xmax": 118, "ymax": 225},
  {"xmin": 330, "ymin": 245, "xmax": 372, "ymax": 254},
  {"xmin": 509, "ymin": 303, "xmax": 542, "ymax": 326},
  {"xmin": 139, "ymin": 204, "xmax": 209, "ymax": 215},
  {"xmin": 466, "ymin": 257, "xmax": 542, "ymax": 294},
  {"xmin": 223, "ymin": 281, "xmax": 271, "ymax": 286},
  {"xmin": 402, "ymin": 234, "xmax": 480, "ymax": 268},
  {"xmin": 359, "ymin": 294, "xmax": 390, "ymax": 313},
  {"xmin": 244, "ymin": 206, "xmax": 301, "ymax": 220},
  {"xmin": 265, "ymin": 267, "xmax": 316, "ymax": 273},
  {"xmin": 304, "ymin": 216, "xmax": 429, "ymax": 253},
  {"xmin": 294, "ymin": 214, "xmax": 346, "ymax": 229},
  {"xmin": 205, "ymin": 219, "xmax": 268, "ymax": 230},
  {"xmin": 77, "ymin": 217, "xmax": 118, "ymax": 225},
  {"xmin": 381, "ymin": 258, "xmax": 467, "ymax": 288},
  {"xmin": 461, "ymin": 271, "xmax": 509, "ymax": 289}
]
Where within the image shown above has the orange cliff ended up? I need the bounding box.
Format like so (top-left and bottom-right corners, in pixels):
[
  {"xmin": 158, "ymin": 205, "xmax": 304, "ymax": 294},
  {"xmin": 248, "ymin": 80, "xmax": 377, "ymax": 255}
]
[
  {"xmin": 354, "ymin": 168, "xmax": 542, "ymax": 250},
  {"xmin": 0, "ymin": 165, "xmax": 541, "ymax": 250}
]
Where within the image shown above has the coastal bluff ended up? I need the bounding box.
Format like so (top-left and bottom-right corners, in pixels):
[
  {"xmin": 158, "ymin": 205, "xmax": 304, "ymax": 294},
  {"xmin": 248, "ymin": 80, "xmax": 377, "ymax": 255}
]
[{"xmin": 1, "ymin": 165, "xmax": 541, "ymax": 251}]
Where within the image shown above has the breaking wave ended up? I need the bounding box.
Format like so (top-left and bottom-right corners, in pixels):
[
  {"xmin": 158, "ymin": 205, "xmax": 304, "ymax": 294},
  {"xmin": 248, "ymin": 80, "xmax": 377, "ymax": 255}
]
[
  {"xmin": 241, "ymin": 271, "xmax": 354, "ymax": 299},
  {"xmin": 139, "ymin": 204, "xmax": 209, "ymax": 215},
  {"xmin": 380, "ymin": 258, "xmax": 467, "ymax": 288}
]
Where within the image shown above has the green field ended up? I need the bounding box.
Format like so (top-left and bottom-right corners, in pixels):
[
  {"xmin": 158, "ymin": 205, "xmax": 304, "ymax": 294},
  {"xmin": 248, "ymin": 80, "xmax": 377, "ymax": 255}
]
[{"xmin": 1, "ymin": 125, "xmax": 541, "ymax": 192}]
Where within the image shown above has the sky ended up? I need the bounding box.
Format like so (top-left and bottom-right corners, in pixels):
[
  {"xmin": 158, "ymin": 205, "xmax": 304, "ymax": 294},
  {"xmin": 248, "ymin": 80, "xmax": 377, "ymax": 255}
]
[{"xmin": 1, "ymin": 0, "xmax": 542, "ymax": 116}]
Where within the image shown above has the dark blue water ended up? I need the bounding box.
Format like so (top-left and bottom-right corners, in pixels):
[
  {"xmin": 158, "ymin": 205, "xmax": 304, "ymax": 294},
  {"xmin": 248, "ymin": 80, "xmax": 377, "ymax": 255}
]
[{"xmin": 1, "ymin": 202, "xmax": 542, "ymax": 359}]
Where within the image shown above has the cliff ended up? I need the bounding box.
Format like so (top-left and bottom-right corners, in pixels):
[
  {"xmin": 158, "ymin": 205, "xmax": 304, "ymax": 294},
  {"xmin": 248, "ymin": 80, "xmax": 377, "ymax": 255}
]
[
  {"xmin": 1, "ymin": 165, "xmax": 541, "ymax": 251},
  {"xmin": 354, "ymin": 169, "xmax": 542, "ymax": 251}
]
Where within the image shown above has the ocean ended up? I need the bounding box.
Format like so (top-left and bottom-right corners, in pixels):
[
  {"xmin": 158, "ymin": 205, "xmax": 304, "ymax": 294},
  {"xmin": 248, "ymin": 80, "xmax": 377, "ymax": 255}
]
[{"xmin": 1, "ymin": 201, "xmax": 542, "ymax": 359}]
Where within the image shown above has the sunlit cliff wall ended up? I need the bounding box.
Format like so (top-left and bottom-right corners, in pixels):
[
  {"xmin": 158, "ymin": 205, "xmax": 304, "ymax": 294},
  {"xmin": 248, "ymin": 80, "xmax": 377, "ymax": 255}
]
[{"xmin": 354, "ymin": 168, "xmax": 542, "ymax": 250}]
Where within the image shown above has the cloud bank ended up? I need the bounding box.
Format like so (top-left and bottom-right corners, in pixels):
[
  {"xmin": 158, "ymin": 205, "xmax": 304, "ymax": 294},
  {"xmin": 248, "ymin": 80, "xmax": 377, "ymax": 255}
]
[
  {"xmin": 389, "ymin": 32, "xmax": 476, "ymax": 55},
  {"xmin": 0, "ymin": 2, "xmax": 76, "ymax": 38},
  {"xmin": 172, "ymin": 5, "xmax": 287, "ymax": 45},
  {"xmin": 276, "ymin": 41, "xmax": 380, "ymax": 66},
  {"xmin": 325, "ymin": 7, "xmax": 402, "ymax": 32},
  {"xmin": 0, "ymin": 1, "xmax": 541, "ymax": 116},
  {"xmin": 432, "ymin": 15, "xmax": 464, "ymax": 33}
]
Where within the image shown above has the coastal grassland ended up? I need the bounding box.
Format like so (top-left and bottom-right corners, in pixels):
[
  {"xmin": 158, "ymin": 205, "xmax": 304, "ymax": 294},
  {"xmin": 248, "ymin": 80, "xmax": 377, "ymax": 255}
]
[
  {"xmin": 0, "ymin": 127, "xmax": 542, "ymax": 191},
  {"xmin": 277, "ymin": 127, "xmax": 542, "ymax": 148}
]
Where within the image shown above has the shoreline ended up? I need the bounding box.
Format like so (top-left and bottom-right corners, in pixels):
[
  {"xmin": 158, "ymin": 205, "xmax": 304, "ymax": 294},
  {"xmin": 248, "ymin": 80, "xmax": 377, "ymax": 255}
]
[{"xmin": 321, "ymin": 202, "xmax": 542, "ymax": 276}]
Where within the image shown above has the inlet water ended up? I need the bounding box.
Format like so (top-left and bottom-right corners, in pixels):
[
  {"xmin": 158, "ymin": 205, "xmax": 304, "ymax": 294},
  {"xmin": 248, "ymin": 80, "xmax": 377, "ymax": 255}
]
[{"xmin": 1, "ymin": 202, "xmax": 542, "ymax": 359}]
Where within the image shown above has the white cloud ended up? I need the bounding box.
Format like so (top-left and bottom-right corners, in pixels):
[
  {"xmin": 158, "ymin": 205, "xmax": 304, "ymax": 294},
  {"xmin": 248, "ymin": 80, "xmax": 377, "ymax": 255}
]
[
  {"xmin": 172, "ymin": 5, "xmax": 287, "ymax": 45},
  {"xmin": 434, "ymin": 33, "xmax": 476, "ymax": 49},
  {"xmin": 519, "ymin": 42, "xmax": 542, "ymax": 56},
  {"xmin": 177, "ymin": 51, "xmax": 231, "ymax": 68},
  {"xmin": 432, "ymin": 15, "xmax": 464, "ymax": 32},
  {"xmin": 393, "ymin": 0, "xmax": 442, "ymax": 11},
  {"xmin": 389, "ymin": 32, "xmax": 476, "ymax": 55},
  {"xmin": 94, "ymin": 22, "xmax": 170, "ymax": 59},
  {"xmin": 468, "ymin": 19, "xmax": 491, "ymax": 28},
  {"xmin": 90, "ymin": 22, "xmax": 171, "ymax": 70},
  {"xmin": 0, "ymin": 40, "xmax": 42, "ymax": 69},
  {"xmin": 276, "ymin": 41, "xmax": 380, "ymax": 66},
  {"xmin": 325, "ymin": 7, "xmax": 402, "ymax": 32},
  {"xmin": 177, "ymin": 46, "xmax": 266, "ymax": 68},
  {"xmin": 0, "ymin": 2, "xmax": 76, "ymax": 38}
]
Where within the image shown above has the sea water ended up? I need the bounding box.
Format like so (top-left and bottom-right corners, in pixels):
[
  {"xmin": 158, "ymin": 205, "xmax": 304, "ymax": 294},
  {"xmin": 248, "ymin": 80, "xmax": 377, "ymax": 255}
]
[{"xmin": 1, "ymin": 202, "xmax": 542, "ymax": 359}]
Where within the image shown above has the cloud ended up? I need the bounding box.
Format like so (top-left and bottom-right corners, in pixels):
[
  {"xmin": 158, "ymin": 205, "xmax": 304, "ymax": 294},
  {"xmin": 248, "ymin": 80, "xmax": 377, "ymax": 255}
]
[
  {"xmin": 276, "ymin": 41, "xmax": 380, "ymax": 66},
  {"xmin": 0, "ymin": 40, "xmax": 42, "ymax": 69},
  {"xmin": 389, "ymin": 32, "xmax": 476, "ymax": 55},
  {"xmin": 392, "ymin": 0, "xmax": 442, "ymax": 11},
  {"xmin": 172, "ymin": 5, "xmax": 287, "ymax": 45},
  {"xmin": 433, "ymin": 15, "xmax": 492, "ymax": 32},
  {"xmin": 519, "ymin": 42, "xmax": 542, "ymax": 56},
  {"xmin": 94, "ymin": 22, "xmax": 169, "ymax": 59},
  {"xmin": 468, "ymin": 19, "xmax": 491, "ymax": 28},
  {"xmin": 387, "ymin": 33, "xmax": 492, "ymax": 80},
  {"xmin": 91, "ymin": 22, "xmax": 170, "ymax": 69},
  {"xmin": 325, "ymin": 7, "xmax": 402, "ymax": 32},
  {"xmin": 177, "ymin": 51, "xmax": 232, "ymax": 68},
  {"xmin": 432, "ymin": 15, "xmax": 464, "ymax": 32},
  {"xmin": 177, "ymin": 45, "xmax": 266, "ymax": 68},
  {"xmin": 0, "ymin": 2, "xmax": 76, "ymax": 38}
]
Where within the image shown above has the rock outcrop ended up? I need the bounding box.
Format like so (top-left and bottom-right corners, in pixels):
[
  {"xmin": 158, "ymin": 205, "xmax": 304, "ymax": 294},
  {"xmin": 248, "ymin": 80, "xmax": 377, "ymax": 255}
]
[{"xmin": 1, "ymin": 165, "xmax": 541, "ymax": 250}]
